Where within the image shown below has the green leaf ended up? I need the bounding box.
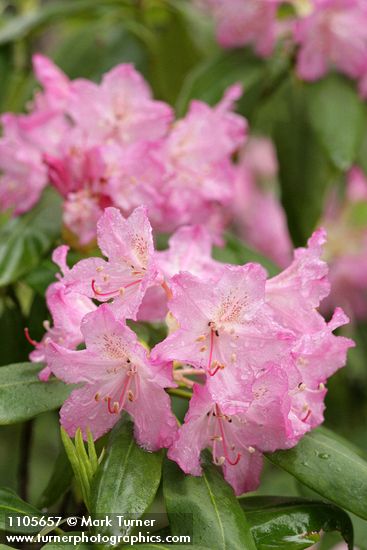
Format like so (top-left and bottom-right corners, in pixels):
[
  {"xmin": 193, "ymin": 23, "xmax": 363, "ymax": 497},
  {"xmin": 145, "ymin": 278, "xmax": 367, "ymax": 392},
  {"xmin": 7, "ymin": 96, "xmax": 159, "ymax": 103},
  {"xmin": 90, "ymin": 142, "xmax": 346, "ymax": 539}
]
[
  {"xmin": 163, "ymin": 455, "xmax": 257, "ymax": 550},
  {"xmin": 213, "ymin": 233, "xmax": 280, "ymax": 277},
  {"xmin": 240, "ymin": 496, "xmax": 354, "ymax": 549},
  {"xmin": 307, "ymin": 74, "xmax": 366, "ymax": 171},
  {"xmin": 91, "ymin": 416, "xmax": 163, "ymax": 535},
  {"xmin": 266, "ymin": 428, "xmax": 367, "ymax": 520},
  {"xmin": 255, "ymin": 77, "xmax": 336, "ymax": 245},
  {"xmin": 0, "ymin": 0, "xmax": 128, "ymax": 45},
  {"xmin": 0, "ymin": 301, "xmax": 28, "ymax": 366},
  {"xmin": 40, "ymin": 542, "xmax": 90, "ymax": 550},
  {"xmin": 0, "ymin": 189, "xmax": 62, "ymax": 287},
  {"xmin": 136, "ymin": 546, "xmax": 210, "ymax": 549},
  {"xmin": 52, "ymin": 18, "xmax": 147, "ymax": 82},
  {"xmin": 23, "ymin": 260, "xmax": 58, "ymax": 296},
  {"xmin": 147, "ymin": 6, "xmax": 202, "ymax": 104},
  {"xmin": 176, "ymin": 49, "xmax": 265, "ymax": 116},
  {"xmin": 61, "ymin": 428, "xmax": 91, "ymax": 511},
  {"xmin": 0, "ymin": 363, "xmax": 72, "ymax": 424},
  {"xmin": 37, "ymin": 447, "xmax": 73, "ymax": 509},
  {"xmin": 0, "ymin": 488, "xmax": 41, "ymax": 534}
]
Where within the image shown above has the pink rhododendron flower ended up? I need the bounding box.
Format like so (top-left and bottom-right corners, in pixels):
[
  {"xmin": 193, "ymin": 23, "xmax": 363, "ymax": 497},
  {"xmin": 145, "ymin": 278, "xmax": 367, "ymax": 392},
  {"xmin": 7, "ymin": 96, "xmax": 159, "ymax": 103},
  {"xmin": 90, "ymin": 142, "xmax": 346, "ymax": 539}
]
[
  {"xmin": 156, "ymin": 225, "xmax": 224, "ymax": 278},
  {"xmin": 46, "ymin": 305, "xmax": 177, "ymax": 446},
  {"xmin": 156, "ymin": 228, "xmax": 353, "ymax": 494},
  {"xmin": 0, "ymin": 135, "xmax": 47, "ymax": 215},
  {"xmin": 197, "ymin": 0, "xmax": 280, "ymax": 56},
  {"xmin": 155, "ymin": 84, "xmax": 246, "ymax": 238},
  {"xmin": 0, "ymin": 55, "xmax": 248, "ymax": 244},
  {"xmin": 265, "ymin": 228, "xmax": 330, "ymax": 332},
  {"xmin": 294, "ymin": 0, "xmax": 367, "ymax": 81},
  {"xmin": 32, "ymin": 54, "xmax": 71, "ymax": 111},
  {"xmin": 151, "ymin": 263, "xmax": 294, "ymax": 382},
  {"xmin": 68, "ymin": 64, "xmax": 173, "ymax": 145},
  {"xmin": 232, "ymin": 137, "xmax": 293, "ymax": 268},
  {"xmin": 26, "ymin": 245, "xmax": 96, "ymax": 381},
  {"xmin": 138, "ymin": 225, "xmax": 224, "ymax": 322},
  {"xmin": 63, "ymin": 206, "xmax": 158, "ymax": 320}
]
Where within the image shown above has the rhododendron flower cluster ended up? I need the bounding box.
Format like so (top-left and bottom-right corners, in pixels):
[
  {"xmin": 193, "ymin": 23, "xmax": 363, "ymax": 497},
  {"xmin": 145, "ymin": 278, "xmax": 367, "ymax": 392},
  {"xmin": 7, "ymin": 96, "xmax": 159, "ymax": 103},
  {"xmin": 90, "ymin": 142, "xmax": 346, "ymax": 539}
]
[
  {"xmin": 197, "ymin": 0, "xmax": 367, "ymax": 96},
  {"xmin": 29, "ymin": 206, "xmax": 354, "ymax": 495},
  {"xmin": 0, "ymin": 55, "xmax": 246, "ymax": 245}
]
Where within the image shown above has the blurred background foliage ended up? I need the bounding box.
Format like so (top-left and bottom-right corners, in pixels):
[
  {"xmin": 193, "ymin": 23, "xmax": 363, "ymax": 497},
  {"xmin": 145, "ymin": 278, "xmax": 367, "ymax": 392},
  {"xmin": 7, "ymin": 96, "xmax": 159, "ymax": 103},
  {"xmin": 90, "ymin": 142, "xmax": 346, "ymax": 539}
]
[{"xmin": 0, "ymin": 1, "xmax": 367, "ymax": 548}]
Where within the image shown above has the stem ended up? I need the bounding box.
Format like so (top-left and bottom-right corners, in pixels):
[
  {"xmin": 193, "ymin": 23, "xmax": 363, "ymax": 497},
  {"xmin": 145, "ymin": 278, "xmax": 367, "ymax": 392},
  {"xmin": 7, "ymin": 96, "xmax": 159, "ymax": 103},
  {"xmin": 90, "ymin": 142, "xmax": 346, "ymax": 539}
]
[
  {"xmin": 18, "ymin": 420, "xmax": 33, "ymax": 501},
  {"xmin": 167, "ymin": 388, "xmax": 192, "ymax": 400}
]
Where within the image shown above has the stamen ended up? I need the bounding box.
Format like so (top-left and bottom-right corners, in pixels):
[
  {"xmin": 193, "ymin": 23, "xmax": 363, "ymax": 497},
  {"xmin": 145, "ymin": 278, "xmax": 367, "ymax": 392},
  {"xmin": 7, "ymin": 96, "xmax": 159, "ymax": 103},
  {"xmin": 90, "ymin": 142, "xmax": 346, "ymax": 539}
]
[
  {"xmin": 208, "ymin": 364, "xmax": 223, "ymax": 377},
  {"xmin": 301, "ymin": 409, "xmax": 312, "ymax": 422},
  {"xmin": 207, "ymin": 329, "xmax": 215, "ymax": 374},
  {"xmin": 107, "ymin": 397, "xmax": 119, "ymax": 414},
  {"xmin": 124, "ymin": 279, "xmax": 142, "ymax": 289},
  {"xmin": 161, "ymin": 280, "xmax": 173, "ymax": 300},
  {"xmin": 92, "ymin": 279, "xmax": 120, "ymax": 297},
  {"xmin": 24, "ymin": 327, "xmax": 38, "ymax": 347},
  {"xmin": 91, "ymin": 278, "xmax": 142, "ymax": 297},
  {"xmin": 215, "ymin": 404, "xmax": 241, "ymax": 466}
]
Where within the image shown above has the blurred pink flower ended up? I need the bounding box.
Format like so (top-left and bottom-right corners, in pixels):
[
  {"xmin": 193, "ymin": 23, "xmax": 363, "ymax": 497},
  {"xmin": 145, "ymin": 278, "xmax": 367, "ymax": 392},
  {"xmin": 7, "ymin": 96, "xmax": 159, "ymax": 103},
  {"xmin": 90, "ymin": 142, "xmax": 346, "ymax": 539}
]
[
  {"xmin": 294, "ymin": 0, "xmax": 367, "ymax": 81},
  {"xmin": 197, "ymin": 0, "xmax": 281, "ymax": 56}
]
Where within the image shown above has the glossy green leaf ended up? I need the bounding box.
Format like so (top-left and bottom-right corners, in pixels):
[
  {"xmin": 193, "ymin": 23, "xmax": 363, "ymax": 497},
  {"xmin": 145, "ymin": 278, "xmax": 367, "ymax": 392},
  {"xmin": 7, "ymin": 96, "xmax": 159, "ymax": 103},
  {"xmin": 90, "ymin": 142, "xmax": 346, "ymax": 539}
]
[
  {"xmin": 0, "ymin": 189, "xmax": 62, "ymax": 287},
  {"xmin": 176, "ymin": 49, "xmax": 265, "ymax": 116},
  {"xmin": 255, "ymin": 77, "xmax": 336, "ymax": 245},
  {"xmin": 91, "ymin": 416, "xmax": 163, "ymax": 535},
  {"xmin": 0, "ymin": 301, "xmax": 27, "ymax": 366},
  {"xmin": 266, "ymin": 428, "xmax": 367, "ymax": 520},
  {"xmin": 23, "ymin": 260, "xmax": 58, "ymax": 296},
  {"xmin": 41, "ymin": 542, "xmax": 90, "ymax": 550},
  {"xmin": 307, "ymin": 74, "xmax": 366, "ymax": 171},
  {"xmin": 240, "ymin": 496, "xmax": 354, "ymax": 549},
  {"xmin": 163, "ymin": 455, "xmax": 257, "ymax": 550},
  {"xmin": 52, "ymin": 18, "xmax": 147, "ymax": 82},
  {"xmin": 0, "ymin": 363, "xmax": 72, "ymax": 424},
  {"xmin": 137, "ymin": 546, "xmax": 210, "ymax": 549},
  {"xmin": 213, "ymin": 233, "xmax": 280, "ymax": 276},
  {"xmin": 0, "ymin": 0, "xmax": 128, "ymax": 45},
  {"xmin": 147, "ymin": 6, "xmax": 201, "ymax": 104},
  {"xmin": 37, "ymin": 447, "xmax": 73, "ymax": 509},
  {"xmin": 0, "ymin": 488, "xmax": 41, "ymax": 534}
]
